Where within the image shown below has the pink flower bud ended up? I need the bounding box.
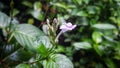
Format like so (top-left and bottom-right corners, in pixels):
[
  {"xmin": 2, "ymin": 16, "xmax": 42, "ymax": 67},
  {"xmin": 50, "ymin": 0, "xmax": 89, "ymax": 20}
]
[{"xmin": 53, "ymin": 18, "xmax": 58, "ymax": 24}]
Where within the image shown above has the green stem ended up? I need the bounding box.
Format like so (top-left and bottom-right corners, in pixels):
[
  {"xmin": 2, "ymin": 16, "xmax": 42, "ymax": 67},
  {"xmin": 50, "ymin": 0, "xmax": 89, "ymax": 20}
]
[
  {"xmin": 55, "ymin": 31, "xmax": 63, "ymax": 43},
  {"xmin": 7, "ymin": 33, "xmax": 14, "ymax": 43},
  {"xmin": 10, "ymin": 0, "xmax": 14, "ymax": 20},
  {"xmin": 9, "ymin": 0, "xmax": 14, "ymax": 31}
]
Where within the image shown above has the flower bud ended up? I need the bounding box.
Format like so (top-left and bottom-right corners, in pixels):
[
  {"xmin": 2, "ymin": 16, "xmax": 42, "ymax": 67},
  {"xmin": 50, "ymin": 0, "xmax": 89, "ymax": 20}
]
[{"xmin": 53, "ymin": 18, "xmax": 58, "ymax": 24}]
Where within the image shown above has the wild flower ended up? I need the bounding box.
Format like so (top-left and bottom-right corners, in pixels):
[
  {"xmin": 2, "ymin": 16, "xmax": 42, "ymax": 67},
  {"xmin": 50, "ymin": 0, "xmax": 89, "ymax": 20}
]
[
  {"xmin": 55, "ymin": 22, "xmax": 76, "ymax": 42},
  {"xmin": 60, "ymin": 22, "xmax": 76, "ymax": 32}
]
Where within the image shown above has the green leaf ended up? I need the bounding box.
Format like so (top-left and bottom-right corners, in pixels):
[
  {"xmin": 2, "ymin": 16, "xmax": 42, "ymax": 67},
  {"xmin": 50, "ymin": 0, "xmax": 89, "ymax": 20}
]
[
  {"xmin": 0, "ymin": 44, "xmax": 21, "ymax": 61},
  {"xmin": 43, "ymin": 54, "xmax": 74, "ymax": 68},
  {"xmin": 34, "ymin": 2, "xmax": 42, "ymax": 11},
  {"xmin": 53, "ymin": 3, "xmax": 69, "ymax": 9},
  {"xmin": 7, "ymin": 48, "xmax": 33, "ymax": 62},
  {"xmin": 73, "ymin": 42, "xmax": 92, "ymax": 50},
  {"xmin": 92, "ymin": 23, "xmax": 116, "ymax": 30},
  {"xmin": 87, "ymin": 6, "xmax": 99, "ymax": 14},
  {"xmin": 13, "ymin": 24, "xmax": 52, "ymax": 57},
  {"xmin": 13, "ymin": 9, "xmax": 19, "ymax": 16},
  {"xmin": 55, "ymin": 46, "xmax": 65, "ymax": 53},
  {"xmin": 92, "ymin": 31, "xmax": 102, "ymax": 44},
  {"xmin": 30, "ymin": 2, "xmax": 43, "ymax": 21},
  {"xmin": 72, "ymin": 10, "xmax": 88, "ymax": 17},
  {"xmin": 73, "ymin": 0, "xmax": 83, "ymax": 5},
  {"xmin": 9, "ymin": 18, "xmax": 19, "ymax": 33},
  {"xmin": 43, "ymin": 60, "xmax": 58, "ymax": 68},
  {"xmin": 13, "ymin": 24, "xmax": 51, "ymax": 52},
  {"xmin": 93, "ymin": 44, "xmax": 103, "ymax": 56},
  {"xmin": 104, "ymin": 58, "xmax": 116, "ymax": 68},
  {"xmin": 83, "ymin": 0, "xmax": 90, "ymax": 4},
  {"xmin": 35, "ymin": 43, "xmax": 49, "ymax": 57},
  {"xmin": 33, "ymin": 36, "xmax": 52, "ymax": 51},
  {"xmin": 30, "ymin": 61, "xmax": 43, "ymax": 68},
  {"xmin": 31, "ymin": 10, "xmax": 44, "ymax": 21},
  {"xmin": 0, "ymin": 11, "xmax": 10, "ymax": 28},
  {"xmin": 15, "ymin": 64, "xmax": 30, "ymax": 68},
  {"xmin": 53, "ymin": 54, "xmax": 73, "ymax": 68},
  {"xmin": 33, "ymin": 36, "xmax": 52, "ymax": 56},
  {"xmin": 22, "ymin": 1, "xmax": 32, "ymax": 8}
]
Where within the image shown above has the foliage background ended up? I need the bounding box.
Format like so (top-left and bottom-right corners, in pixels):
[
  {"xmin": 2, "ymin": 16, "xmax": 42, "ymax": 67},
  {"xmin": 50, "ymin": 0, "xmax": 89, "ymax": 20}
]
[{"xmin": 0, "ymin": 0, "xmax": 120, "ymax": 68}]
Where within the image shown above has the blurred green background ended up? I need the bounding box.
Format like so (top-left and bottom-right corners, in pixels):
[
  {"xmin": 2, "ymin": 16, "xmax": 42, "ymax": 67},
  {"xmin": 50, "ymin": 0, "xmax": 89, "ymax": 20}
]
[{"xmin": 0, "ymin": 0, "xmax": 120, "ymax": 68}]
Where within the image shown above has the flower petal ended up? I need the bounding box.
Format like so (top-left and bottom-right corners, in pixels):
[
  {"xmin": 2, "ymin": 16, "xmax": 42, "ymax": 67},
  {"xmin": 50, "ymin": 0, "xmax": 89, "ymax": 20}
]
[
  {"xmin": 66, "ymin": 22, "xmax": 72, "ymax": 27},
  {"xmin": 60, "ymin": 22, "xmax": 76, "ymax": 32},
  {"xmin": 60, "ymin": 25, "xmax": 68, "ymax": 29}
]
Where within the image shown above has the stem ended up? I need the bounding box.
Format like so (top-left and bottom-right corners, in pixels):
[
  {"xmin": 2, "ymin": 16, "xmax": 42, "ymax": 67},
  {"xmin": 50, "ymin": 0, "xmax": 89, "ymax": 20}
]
[
  {"xmin": 55, "ymin": 31, "xmax": 63, "ymax": 43},
  {"xmin": 39, "ymin": 3, "xmax": 50, "ymax": 27},
  {"xmin": 43, "ymin": 4, "xmax": 50, "ymax": 21},
  {"xmin": 9, "ymin": 0, "xmax": 14, "ymax": 31},
  {"xmin": 7, "ymin": 33, "xmax": 14, "ymax": 43},
  {"xmin": 24, "ymin": 56, "xmax": 47, "ymax": 64},
  {"xmin": 10, "ymin": 0, "xmax": 14, "ymax": 20},
  {"xmin": 24, "ymin": 60, "xmax": 39, "ymax": 64}
]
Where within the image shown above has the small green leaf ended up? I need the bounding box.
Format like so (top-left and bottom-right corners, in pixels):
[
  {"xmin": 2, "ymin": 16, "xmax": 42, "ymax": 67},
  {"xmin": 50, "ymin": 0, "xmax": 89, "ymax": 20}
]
[
  {"xmin": 92, "ymin": 31, "xmax": 102, "ymax": 44},
  {"xmin": 55, "ymin": 46, "xmax": 65, "ymax": 53},
  {"xmin": 35, "ymin": 43, "xmax": 49, "ymax": 57},
  {"xmin": 104, "ymin": 58, "xmax": 116, "ymax": 68},
  {"xmin": 73, "ymin": 42, "xmax": 92, "ymax": 50},
  {"xmin": 72, "ymin": 10, "xmax": 88, "ymax": 17},
  {"xmin": 13, "ymin": 9, "xmax": 19, "ymax": 16},
  {"xmin": 93, "ymin": 44, "xmax": 103, "ymax": 56},
  {"xmin": 53, "ymin": 3, "xmax": 69, "ymax": 9},
  {"xmin": 74, "ymin": 0, "xmax": 83, "ymax": 5},
  {"xmin": 83, "ymin": 0, "xmax": 90, "ymax": 4},
  {"xmin": 87, "ymin": 6, "xmax": 98, "ymax": 14},
  {"xmin": 22, "ymin": 1, "xmax": 32, "ymax": 8},
  {"xmin": 31, "ymin": 10, "xmax": 44, "ymax": 21},
  {"xmin": 92, "ymin": 23, "xmax": 116, "ymax": 30},
  {"xmin": 34, "ymin": 2, "xmax": 42, "ymax": 11},
  {"xmin": 15, "ymin": 64, "xmax": 30, "ymax": 68}
]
